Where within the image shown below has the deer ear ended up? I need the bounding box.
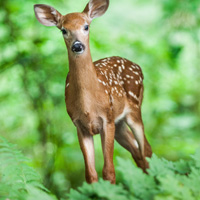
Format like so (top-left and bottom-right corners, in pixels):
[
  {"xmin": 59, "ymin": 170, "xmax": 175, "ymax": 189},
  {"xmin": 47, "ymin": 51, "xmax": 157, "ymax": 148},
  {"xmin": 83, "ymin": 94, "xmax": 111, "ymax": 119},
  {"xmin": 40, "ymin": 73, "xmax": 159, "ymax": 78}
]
[
  {"xmin": 83, "ymin": 0, "xmax": 109, "ymax": 20},
  {"xmin": 34, "ymin": 4, "xmax": 62, "ymax": 27}
]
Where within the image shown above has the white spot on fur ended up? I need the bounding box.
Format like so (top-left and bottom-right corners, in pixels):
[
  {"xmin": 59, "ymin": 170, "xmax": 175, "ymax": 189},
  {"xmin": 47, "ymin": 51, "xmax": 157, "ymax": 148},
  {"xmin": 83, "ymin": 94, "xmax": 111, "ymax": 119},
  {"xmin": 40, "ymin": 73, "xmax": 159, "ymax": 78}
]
[
  {"xmin": 131, "ymin": 65, "xmax": 136, "ymax": 69},
  {"xmin": 133, "ymin": 139, "xmax": 139, "ymax": 148},
  {"xmin": 129, "ymin": 67, "xmax": 133, "ymax": 71},
  {"xmin": 128, "ymin": 91, "xmax": 138, "ymax": 100},
  {"xmin": 133, "ymin": 71, "xmax": 139, "ymax": 75}
]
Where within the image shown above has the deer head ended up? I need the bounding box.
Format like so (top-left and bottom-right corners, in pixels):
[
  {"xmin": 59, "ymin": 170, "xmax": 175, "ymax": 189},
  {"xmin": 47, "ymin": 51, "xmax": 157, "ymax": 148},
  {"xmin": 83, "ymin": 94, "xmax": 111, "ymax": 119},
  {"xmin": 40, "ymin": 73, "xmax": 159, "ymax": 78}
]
[{"xmin": 34, "ymin": 0, "xmax": 109, "ymax": 56}]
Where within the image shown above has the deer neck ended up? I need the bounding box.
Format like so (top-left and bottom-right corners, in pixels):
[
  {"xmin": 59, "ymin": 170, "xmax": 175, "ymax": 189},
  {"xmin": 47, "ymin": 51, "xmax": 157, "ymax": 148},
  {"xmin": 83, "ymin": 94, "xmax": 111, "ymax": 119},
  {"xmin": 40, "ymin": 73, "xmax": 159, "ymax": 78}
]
[{"xmin": 68, "ymin": 48, "xmax": 98, "ymax": 94}]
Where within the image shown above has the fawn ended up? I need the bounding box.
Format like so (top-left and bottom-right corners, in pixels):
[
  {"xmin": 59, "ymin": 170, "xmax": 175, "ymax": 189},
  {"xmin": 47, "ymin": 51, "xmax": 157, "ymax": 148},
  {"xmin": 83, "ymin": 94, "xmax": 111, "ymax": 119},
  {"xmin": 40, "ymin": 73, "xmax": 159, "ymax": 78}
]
[{"xmin": 34, "ymin": 0, "xmax": 152, "ymax": 184}]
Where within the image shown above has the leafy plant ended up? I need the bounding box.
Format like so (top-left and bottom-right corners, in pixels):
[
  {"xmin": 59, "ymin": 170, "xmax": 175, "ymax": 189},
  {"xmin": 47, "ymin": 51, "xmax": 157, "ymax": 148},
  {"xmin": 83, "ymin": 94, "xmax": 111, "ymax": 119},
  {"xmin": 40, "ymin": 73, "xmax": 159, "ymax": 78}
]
[
  {"xmin": 0, "ymin": 137, "xmax": 57, "ymax": 200},
  {"xmin": 1, "ymin": 136, "xmax": 200, "ymax": 200},
  {"xmin": 68, "ymin": 148, "xmax": 200, "ymax": 200}
]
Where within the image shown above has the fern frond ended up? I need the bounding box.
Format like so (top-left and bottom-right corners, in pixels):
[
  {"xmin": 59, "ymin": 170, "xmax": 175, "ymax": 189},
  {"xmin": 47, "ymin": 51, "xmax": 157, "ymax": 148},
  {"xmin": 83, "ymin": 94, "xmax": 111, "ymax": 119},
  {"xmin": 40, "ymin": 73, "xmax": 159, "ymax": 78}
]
[{"xmin": 0, "ymin": 136, "xmax": 56, "ymax": 200}]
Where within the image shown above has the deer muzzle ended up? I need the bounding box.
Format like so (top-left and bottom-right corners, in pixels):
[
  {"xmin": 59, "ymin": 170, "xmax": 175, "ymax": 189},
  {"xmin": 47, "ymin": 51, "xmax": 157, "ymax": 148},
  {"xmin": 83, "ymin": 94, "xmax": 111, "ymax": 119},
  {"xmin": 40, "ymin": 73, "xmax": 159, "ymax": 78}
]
[{"xmin": 71, "ymin": 41, "xmax": 85, "ymax": 54}]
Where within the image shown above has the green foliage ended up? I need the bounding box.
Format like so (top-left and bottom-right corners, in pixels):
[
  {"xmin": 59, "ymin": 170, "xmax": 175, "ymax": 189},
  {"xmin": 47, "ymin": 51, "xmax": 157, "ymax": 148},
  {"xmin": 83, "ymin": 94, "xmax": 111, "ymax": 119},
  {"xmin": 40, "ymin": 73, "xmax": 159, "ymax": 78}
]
[
  {"xmin": 69, "ymin": 179, "xmax": 128, "ymax": 200},
  {"xmin": 0, "ymin": 137, "xmax": 57, "ymax": 200},
  {"xmin": 68, "ymin": 149, "xmax": 200, "ymax": 200},
  {"xmin": 1, "ymin": 137, "xmax": 200, "ymax": 200}
]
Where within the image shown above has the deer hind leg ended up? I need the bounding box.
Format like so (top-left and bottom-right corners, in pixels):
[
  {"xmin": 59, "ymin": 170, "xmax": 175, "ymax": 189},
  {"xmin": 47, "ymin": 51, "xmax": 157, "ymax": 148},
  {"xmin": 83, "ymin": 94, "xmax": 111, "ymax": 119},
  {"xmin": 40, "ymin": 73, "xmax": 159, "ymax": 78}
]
[
  {"xmin": 77, "ymin": 128, "xmax": 98, "ymax": 183},
  {"xmin": 115, "ymin": 121, "xmax": 143, "ymax": 167},
  {"xmin": 115, "ymin": 121, "xmax": 151, "ymax": 172},
  {"xmin": 125, "ymin": 113, "xmax": 152, "ymax": 172}
]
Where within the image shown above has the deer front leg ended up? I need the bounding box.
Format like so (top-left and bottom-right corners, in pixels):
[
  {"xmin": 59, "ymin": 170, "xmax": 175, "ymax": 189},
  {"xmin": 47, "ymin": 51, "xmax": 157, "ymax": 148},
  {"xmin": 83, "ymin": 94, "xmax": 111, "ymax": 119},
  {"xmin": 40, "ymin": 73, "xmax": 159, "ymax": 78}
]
[
  {"xmin": 77, "ymin": 128, "xmax": 98, "ymax": 183},
  {"xmin": 100, "ymin": 122, "xmax": 116, "ymax": 184}
]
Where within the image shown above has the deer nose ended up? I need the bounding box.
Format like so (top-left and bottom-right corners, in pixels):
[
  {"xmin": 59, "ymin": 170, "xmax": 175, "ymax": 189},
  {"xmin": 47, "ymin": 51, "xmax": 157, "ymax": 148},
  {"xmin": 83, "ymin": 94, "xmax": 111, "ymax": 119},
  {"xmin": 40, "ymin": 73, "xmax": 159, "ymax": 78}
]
[{"xmin": 71, "ymin": 41, "xmax": 85, "ymax": 53}]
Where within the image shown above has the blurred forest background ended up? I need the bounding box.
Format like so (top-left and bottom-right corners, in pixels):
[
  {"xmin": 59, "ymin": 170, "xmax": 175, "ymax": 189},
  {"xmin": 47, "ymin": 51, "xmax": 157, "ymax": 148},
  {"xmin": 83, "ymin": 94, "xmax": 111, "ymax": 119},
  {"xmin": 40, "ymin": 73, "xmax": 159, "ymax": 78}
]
[{"xmin": 0, "ymin": 0, "xmax": 200, "ymax": 198}]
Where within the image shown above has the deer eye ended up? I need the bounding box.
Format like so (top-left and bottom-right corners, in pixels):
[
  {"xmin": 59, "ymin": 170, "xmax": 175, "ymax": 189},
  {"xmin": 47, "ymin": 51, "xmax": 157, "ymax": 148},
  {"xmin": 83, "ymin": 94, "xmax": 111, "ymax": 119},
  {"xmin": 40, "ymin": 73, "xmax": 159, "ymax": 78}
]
[
  {"xmin": 61, "ymin": 28, "xmax": 67, "ymax": 34},
  {"xmin": 84, "ymin": 25, "xmax": 89, "ymax": 31}
]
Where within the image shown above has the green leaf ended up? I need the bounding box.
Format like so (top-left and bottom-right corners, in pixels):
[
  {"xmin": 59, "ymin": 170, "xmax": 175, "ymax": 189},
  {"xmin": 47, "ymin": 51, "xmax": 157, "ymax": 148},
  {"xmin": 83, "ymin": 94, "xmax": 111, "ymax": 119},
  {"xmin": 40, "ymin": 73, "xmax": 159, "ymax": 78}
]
[
  {"xmin": 69, "ymin": 179, "xmax": 128, "ymax": 200},
  {"xmin": 117, "ymin": 157, "xmax": 157, "ymax": 200},
  {"xmin": 158, "ymin": 174, "xmax": 194, "ymax": 200},
  {"xmin": 190, "ymin": 148, "xmax": 200, "ymax": 168},
  {"xmin": 0, "ymin": 137, "xmax": 57, "ymax": 200},
  {"xmin": 173, "ymin": 159, "xmax": 191, "ymax": 174},
  {"xmin": 147, "ymin": 154, "xmax": 175, "ymax": 177}
]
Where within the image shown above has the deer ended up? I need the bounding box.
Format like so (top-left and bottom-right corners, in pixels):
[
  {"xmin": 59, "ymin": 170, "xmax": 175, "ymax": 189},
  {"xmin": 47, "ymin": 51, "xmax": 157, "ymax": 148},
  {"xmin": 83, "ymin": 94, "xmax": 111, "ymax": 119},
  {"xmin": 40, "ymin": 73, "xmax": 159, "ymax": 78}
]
[{"xmin": 34, "ymin": 0, "xmax": 152, "ymax": 184}]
